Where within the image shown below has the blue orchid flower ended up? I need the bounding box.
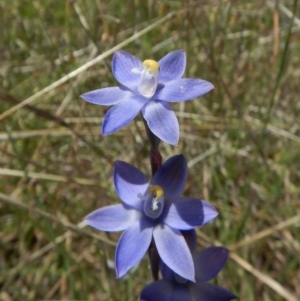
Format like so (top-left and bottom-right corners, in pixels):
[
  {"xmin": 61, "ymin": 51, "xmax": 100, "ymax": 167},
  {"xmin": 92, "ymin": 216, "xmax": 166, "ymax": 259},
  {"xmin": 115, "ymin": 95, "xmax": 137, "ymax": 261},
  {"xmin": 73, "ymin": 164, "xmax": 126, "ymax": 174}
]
[
  {"xmin": 81, "ymin": 50, "xmax": 214, "ymax": 145},
  {"xmin": 84, "ymin": 155, "xmax": 218, "ymax": 281},
  {"xmin": 140, "ymin": 246, "xmax": 237, "ymax": 301}
]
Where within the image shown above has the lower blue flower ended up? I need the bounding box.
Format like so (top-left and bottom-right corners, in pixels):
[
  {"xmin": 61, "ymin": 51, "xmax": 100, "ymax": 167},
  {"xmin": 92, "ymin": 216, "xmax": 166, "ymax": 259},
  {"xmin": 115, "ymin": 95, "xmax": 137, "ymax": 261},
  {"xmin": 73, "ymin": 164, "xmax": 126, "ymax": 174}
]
[
  {"xmin": 85, "ymin": 155, "xmax": 218, "ymax": 281},
  {"xmin": 140, "ymin": 246, "xmax": 237, "ymax": 301}
]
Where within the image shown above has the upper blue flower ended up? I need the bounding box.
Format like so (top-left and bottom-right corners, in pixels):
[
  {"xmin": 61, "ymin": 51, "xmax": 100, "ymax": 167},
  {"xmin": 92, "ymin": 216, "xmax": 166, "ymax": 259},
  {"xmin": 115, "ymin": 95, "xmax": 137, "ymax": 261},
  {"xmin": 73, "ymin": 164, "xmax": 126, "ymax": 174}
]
[
  {"xmin": 140, "ymin": 245, "xmax": 237, "ymax": 301},
  {"xmin": 81, "ymin": 50, "xmax": 214, "ymax": 145},
  {"xmin": 84, "ymin": 155, "xmax": 218, "ymax": 281}
]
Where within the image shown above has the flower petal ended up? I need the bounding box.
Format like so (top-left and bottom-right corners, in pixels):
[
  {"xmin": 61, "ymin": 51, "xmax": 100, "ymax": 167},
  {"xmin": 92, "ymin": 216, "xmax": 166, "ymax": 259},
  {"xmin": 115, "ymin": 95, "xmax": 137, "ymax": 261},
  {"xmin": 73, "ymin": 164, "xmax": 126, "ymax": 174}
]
[
  {"xmin": 112, "ymin": 50, "xmax": 142, "ymax": 93},
  {"xmin": 191, "ymin": 283, "xmax": 237, "ymax": 301},
  {"xmin": 195, "ymin": 247, "xmax": 229, "ymax": 282},
  {"xmin": 164, "ymin": 198, "xmax": 218, "ymax": 230},
  {"xmin": 151, "ymin": 155, "xmax": 187, "ymax": 200},
  {"xmin": 115, "ymin": 217, "xmax": 153, "ymax": 278},
  {"xmin": 85, "ymin": 204, "xmax": 139, "ymax": 232},
  {"xmin": 156, "ymin": 78, "xmax": 214, "ymax": 102},
  {"xmin": 159, "ymin": 231, "xmax": 195, "ymax": 278},
  {"xmin": 102, "ymin": 95, "xmax": 146, "ymax": 135},
  {"xmin": 140, "ymin": 280, "xmax": 173, "ymax": 301},
  {"xmin": 114, "ymin": 160, "xmax": 149, "ymax": 211},
  {"xmin": 142, "ymin": 100, "xmax": 179, "ymax": 146},
  {"xmin": 153, "ymin": 224, "xmax": 195, "ymax": 282},
  {"xmin": 158, "ymin": 50, "xmax": 186, "ymax": 82},
  {"xmin": 80, "ymin": 87, "xmax": 132, "ymax": 105},
  {"xmin": 171, "ymin": 285, "xmax": 193, "ymax": 301}
]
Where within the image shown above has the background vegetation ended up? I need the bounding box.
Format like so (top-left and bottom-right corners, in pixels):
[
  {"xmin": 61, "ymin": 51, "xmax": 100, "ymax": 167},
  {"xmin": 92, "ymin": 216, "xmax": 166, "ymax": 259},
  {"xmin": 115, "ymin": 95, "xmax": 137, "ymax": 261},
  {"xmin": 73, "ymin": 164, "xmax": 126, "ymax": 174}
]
[{"xmin": 0, "ymin": 0, "xmax": 299, "ymax": 300}]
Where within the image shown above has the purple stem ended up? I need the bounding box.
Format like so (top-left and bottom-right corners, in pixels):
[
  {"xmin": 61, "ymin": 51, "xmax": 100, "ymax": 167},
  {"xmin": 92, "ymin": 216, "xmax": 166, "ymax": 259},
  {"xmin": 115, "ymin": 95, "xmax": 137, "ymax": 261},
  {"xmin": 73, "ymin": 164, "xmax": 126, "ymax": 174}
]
[{"xmin": 142, "ymin": 114, "xmax": 162, "ymax": 280}]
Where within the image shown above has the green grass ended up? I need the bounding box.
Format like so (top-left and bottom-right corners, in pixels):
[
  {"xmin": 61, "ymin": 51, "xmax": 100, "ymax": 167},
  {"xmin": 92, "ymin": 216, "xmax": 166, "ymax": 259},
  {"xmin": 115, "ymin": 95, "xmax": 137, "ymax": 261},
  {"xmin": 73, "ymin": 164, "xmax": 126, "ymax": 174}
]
[{"xmin": 1, "ymin": 0, "xmax": 300, "ymax": 300}]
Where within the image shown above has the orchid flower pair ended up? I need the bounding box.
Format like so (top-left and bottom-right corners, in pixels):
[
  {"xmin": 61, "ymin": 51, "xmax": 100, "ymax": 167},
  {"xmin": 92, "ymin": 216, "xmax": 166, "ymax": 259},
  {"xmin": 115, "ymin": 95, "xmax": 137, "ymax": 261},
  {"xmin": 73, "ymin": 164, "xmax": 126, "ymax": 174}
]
[{"xmin": 81, "ymin": 49, "xmax": 236, "ymax": 301}]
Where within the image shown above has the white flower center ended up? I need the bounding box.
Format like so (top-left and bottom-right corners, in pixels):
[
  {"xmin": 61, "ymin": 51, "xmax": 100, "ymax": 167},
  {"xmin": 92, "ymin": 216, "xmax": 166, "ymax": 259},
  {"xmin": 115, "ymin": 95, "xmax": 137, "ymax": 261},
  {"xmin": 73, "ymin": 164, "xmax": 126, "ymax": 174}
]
[
  {"xmin": 132, "ymin": 59, "xmax": 159, "ymax": 98},
  {"xmin": 143, "ymin": 185, "xmax": 164, "ymax": 219}
]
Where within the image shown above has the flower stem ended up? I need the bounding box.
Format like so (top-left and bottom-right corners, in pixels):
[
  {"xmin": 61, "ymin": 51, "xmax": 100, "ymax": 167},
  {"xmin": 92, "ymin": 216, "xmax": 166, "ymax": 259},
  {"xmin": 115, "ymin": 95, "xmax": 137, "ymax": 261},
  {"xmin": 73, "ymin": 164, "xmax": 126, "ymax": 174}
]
[
  {"xmin": 150, "ymin": 148, "xmax": 162, "ymax": 176},
  {"xmin": 142, "ymin": 113, "xmax": 162, "ymax": 280},
  {"xmin": 141, "ymin": 114, "xmax": 162, "ymax": 175},
  {"xmin": 148, "ymin": 241, "xmax": 160, "ymax": 281}
]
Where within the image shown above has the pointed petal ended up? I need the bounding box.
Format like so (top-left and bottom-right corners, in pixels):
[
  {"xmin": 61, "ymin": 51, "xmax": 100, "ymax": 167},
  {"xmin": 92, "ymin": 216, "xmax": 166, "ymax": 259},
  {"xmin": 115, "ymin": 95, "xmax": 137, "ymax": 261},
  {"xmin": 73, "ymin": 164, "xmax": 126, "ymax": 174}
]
[
  {"xmin": 195, "ymin": 247, "xmax": 229, "ymax": 282},
  {"xmin": 112, "ymin": 50, "xmax": 142, "ymax": 93},
  {"xmin": 115, "ymin": 217, "xmax": 153, "ymax": 278},
  {"xmin": 140, "ymin": 280, "xmax": 173, "ymax": 301},
  {"xmin": 151, "ymin": 155, "xmax": 187, "ymax": 200},
  {"xmin": 191, "ymin": 283, "xmax": 237, "ymax": 301},
  {"xmin": 114, "ymin": 161, "xmax": 149, "ymax": 211},
  {"xmin": 142, "ymin": 101, "xmax": 179, "ymax": 146},
  {"xmin": 156, "ymin": 78, "xmax": 214, "ymax": 102},
  {"xmin": 80, "ymin": 87, "xmax": 132, "ymax": 105},
  {"xmin": 171, "ymin": 285, "xmax": 193, "ymax": 301},
  {"xmin": 102, "ymin": 95, "xmax": 146, "ymax": 135},
  {"xmin": 158, "ymin": 50, "xmax": 186, "ymax": 82},
  {"xmin": 164, "ymin": 198, "xmax": 218, "ymax": 230},
  {"xmin": 85, "ymin": 204, "xmax": 139, "ymax": 232},
  {"xmin": 153, "ymin": 224, "xmax": 195, "ymax": 282}
]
